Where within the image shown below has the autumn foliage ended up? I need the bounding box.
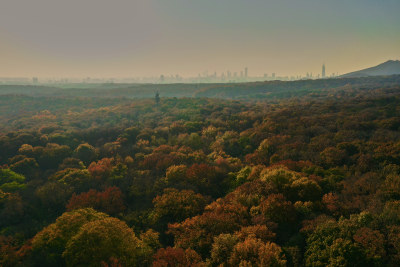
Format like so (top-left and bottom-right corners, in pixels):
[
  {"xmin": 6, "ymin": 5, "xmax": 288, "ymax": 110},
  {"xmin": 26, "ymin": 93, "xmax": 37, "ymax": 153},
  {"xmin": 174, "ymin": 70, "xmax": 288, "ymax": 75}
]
[
  {"xmin": 66, "ymin": 187, "xmax": 125, "ymax": 215},
  {"xmin": 1, "ymin": 78, "xmax": 400, "ymax": 266}
]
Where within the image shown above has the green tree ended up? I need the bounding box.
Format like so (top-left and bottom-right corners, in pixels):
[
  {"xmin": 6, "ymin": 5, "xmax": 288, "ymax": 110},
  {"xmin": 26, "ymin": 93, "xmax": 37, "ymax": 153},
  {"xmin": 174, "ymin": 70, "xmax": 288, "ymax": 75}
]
[
  {"xmin": 210, "ymin": 233, "xmax": 239, "ymax": 266},
  {"xmin": 63, "ymin": 217, "xmax": 147, "ymax": 267},
  {"xmin": 74, "ymin": 143, "xmax": 97, "ymax": 165},
  {"xmin": 151, "ymin": 188, "xmax": 209, "ymax": 226},
  {"xmin": 0, "ymin": 169, "xmax": 26, "ymax": 193},
  {"xmin": 31, "ymin": 208, "xmax": 109, "ymax": 266}
]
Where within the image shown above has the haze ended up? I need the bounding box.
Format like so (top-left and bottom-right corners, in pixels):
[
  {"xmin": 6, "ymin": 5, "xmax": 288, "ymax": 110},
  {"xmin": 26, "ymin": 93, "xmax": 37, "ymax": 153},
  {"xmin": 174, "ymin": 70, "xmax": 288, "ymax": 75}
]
[{"xmin": 1, "ymin": 0, "xmax": 399, "ymax": 79}]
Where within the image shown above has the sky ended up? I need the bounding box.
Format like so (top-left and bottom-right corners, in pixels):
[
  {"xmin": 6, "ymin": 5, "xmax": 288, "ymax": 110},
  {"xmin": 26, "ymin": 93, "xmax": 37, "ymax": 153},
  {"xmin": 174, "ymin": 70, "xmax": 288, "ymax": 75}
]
[{"xmin": 0, "ymin": 0, "xmax": 399, "ymax": 79}]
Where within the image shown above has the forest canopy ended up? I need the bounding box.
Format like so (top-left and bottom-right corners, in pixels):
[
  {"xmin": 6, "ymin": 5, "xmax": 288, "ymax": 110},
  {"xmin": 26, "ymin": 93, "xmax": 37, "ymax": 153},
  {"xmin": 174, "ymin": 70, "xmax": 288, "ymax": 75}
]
[{"xmin": 1, "ymin": 76, "xmax": 400, "ymax": 266}]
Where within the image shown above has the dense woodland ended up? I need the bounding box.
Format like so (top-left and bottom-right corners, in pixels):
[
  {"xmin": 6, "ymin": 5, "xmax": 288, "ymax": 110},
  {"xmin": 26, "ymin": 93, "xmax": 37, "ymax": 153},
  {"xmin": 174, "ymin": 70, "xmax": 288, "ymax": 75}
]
[{"xmin": 1, "ymin": 76, "xmax": 400, "ymax": 266}]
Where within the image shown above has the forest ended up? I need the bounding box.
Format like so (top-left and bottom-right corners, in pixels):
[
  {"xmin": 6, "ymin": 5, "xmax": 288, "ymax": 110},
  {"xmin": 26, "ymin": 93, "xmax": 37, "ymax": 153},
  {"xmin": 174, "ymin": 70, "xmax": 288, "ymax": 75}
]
[{"xmin": 1, "ymin": 76, "xmax": 400, "ymax": 266}]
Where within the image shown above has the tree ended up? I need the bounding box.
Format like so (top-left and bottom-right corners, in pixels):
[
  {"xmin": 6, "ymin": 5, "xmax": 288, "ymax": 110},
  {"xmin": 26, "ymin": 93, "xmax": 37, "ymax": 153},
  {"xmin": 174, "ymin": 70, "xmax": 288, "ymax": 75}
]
[
  {"xmin": 381, "ymin": 174, "xmax": 400, "ymax": 200},
  {"xmin": 168, "ymin": 201, "xmax": 248, "ymax": 258},
  {"xmin": 210, "ymin": 234, "xmax": 239, "ymax": 266},
  {"xmin": 0, "ymin": 193, "xmax": 25, "ymax": 228},
  {"xmin": 74, "ymin": 143, "xmax": 97, "ymax": 165},
  {"xmin": 319, "ymin": 147, "xmax": 347, "ymax": 167},
  {"xmin": 260, "ymin": 194, "xmax": 296, "ymax": 225},
  {"xmin": 164, "ymin": 165, "xmax": 188, "ymax": 188},
  {"xmin": 152, "ymin": 247, "xmax": 203, "ymax": 267},
  {"xmin": 51, "ymin": 168, "xmax": 93, "ymax": 193},
  {"xmin": 353, "ymin": 227, "xmax": 386, "ymax": 265},
  {"xmin": 88, "ymin": 158, "xmax": 113, "ymax": 180},
  {"xmin": 257, "ymin": 139, "xmax": 276, "ymax": 164},
  {"xmin": 322, "ymin": 193, "xmax": 340, "ymax": 216},
  {"xmin": 304, "ymin": 220, "xmax": 370, "ymax": 267},
  {"xmin": 323, "ymin": 238, "xmax": 366, "ymax": 267},
  {"xmin": 228, "ymin": 238, "xmax": 286, "ymax": 267},
  {"xmin": 290, "ymin": 177, "xmax": 322, "ymax": 202},
  {"xmin": 140, "ymin": 229, "xmax": 161, "ymax": 254},
  {"xmin": 0, "ymin": 169, "xmax": 26, "ymax": 193},
  {"xmin": 260, "ymin": 166, "xmax": 299, "ymax": 193},
  {"xmin": 0, "ymin": 236, "xmax": 22, "ymax": 267},
  {"xmin": 66, "ymin": 187, "xmax": 125, "ymax": 215},
  {"xmin": 387, "ymin": 225, "xmax": 400, "ymax": 266},
  {"xmin": 151, "ymin": 188, "xmax": 209, "ymax": 225},
  {"xmin": 35, "ymin": 181, "xmax": 73, "ymax": 213},
  {"xmin": 63, "ymin": 217, "xmax": 147, "ymax": 267},
  {"xmin": 9, "ymin": 157, "xmax": 39, "ymax": 180},
  {"xmin": 38, "ymin": 143, "xmax": 72, "ymax": 170},
  {"xmin": 120, "ymin": 126, "xmax": 140, "ymax": 144},
  {"xmin": 186, "ymin": 163, "xmax": 221, "ymax": 197},
  {"xmin": 235, "ymin": 225, "xmax": 276, "ymax": 243},
  {"xmin": 31, "ymin": 208, "xmax": 109, "ymax": 266}
]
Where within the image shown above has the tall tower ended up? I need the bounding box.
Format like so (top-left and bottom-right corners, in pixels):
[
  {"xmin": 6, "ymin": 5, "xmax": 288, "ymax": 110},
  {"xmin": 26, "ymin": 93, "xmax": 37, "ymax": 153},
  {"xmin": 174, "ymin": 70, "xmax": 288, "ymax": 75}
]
[
  {"xmin": 244, "ymin": 67, "xmax": 248, "ymax": 78},
  {"xmin": 322, "ymin": 64, "xmax": 326, "ymax": 78}
]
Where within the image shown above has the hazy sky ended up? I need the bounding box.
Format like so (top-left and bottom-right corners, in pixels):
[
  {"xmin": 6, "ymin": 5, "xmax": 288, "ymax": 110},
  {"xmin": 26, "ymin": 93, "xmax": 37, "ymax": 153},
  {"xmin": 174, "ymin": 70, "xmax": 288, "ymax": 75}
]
[{"xmin": 1, "ymin": 0, "xmax": 399, "ymax": 78}]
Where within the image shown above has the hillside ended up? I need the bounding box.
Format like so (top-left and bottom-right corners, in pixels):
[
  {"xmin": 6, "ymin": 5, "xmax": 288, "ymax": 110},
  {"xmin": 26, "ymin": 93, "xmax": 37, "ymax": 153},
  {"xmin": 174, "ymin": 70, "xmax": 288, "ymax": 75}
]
[{"xmin": 341, "ymin": 60, "xmax": 400, "ymax": 78}]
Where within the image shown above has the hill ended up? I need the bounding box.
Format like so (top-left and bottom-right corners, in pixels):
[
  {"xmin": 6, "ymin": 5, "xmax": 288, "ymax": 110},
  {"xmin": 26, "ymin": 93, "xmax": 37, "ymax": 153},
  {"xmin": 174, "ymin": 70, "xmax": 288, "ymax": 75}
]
[{"xmin": 341, "ymin": 60, "xmax": 400, "ymax": 78}]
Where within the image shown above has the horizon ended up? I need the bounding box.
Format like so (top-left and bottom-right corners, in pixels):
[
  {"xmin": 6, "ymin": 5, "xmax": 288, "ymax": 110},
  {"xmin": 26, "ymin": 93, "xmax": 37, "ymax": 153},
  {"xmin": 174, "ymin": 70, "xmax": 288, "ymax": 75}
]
[{"xmin": 1, "ymin": 59, "xmax": 400, "ymax": 83}]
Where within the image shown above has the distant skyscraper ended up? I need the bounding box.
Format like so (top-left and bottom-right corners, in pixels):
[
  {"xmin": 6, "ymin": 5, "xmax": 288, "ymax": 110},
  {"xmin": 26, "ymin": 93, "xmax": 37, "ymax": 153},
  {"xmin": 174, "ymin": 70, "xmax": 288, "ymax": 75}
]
[
  {"xmin": 322, "ymin": 64, "xmax": 326, "ymax": 78},
  {"xmin": 244, "ymin": 67, "xmax": 248, "ymax": 78}
]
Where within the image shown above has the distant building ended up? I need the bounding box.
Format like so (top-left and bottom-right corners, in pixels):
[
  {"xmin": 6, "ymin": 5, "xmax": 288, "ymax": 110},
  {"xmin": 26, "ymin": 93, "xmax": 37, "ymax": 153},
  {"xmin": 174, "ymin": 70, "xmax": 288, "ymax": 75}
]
[
  {"xmin": 244, "ymin": 67, "xmax": 248, "ymax": 78},
  {"xmin": 32, "ymin": 77, "xmax": 38, "ymax": 83},
  {"xmin": 272, "ymin": 73, "xmax": 275, "ymax": 78},
  {"xmin": 322, "ymin": 64, "xmax": 326, "ymax": 78}
]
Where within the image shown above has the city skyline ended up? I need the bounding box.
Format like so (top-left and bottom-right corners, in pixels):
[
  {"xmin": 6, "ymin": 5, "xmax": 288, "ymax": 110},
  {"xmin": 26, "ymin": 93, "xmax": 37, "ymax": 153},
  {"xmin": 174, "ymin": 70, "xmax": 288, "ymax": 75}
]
[
  {"xmin": 1, "ymin": 0, "xmax": 399, "ymax": 78},
  {"xmin": 0, "ymin": 64, "xmax": 339, "ymax": 84}
]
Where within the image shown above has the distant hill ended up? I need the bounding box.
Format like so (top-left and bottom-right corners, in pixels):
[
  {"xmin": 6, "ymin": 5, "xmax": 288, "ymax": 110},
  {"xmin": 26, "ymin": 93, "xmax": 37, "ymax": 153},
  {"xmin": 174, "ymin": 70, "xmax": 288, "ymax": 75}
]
[{"xmin": 341, "ymin": 60, "xmax": 400, "ymax": 78}]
